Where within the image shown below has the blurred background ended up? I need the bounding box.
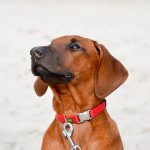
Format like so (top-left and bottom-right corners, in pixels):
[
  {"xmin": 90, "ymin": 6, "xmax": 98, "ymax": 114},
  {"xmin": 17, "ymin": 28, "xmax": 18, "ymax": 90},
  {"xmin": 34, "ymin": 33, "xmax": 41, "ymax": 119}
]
[{"xmin": 0, "ymin": 0, "xmax": 150, "ymax": 149}]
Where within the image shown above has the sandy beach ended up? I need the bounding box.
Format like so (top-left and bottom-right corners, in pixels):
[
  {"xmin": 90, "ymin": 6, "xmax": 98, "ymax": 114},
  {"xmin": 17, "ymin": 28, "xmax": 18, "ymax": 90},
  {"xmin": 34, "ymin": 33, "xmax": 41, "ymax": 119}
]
[{"xmin": 0, "ymin": 0, "xmax": 150, "ymax": 149}]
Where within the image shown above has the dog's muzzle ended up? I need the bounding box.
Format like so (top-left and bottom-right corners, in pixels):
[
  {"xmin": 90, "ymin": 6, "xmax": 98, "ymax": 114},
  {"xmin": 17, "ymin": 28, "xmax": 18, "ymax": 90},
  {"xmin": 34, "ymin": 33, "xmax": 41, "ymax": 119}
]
[{"xmin": 30, "ymin": 46, "xmax": 74, "ymax": 84}]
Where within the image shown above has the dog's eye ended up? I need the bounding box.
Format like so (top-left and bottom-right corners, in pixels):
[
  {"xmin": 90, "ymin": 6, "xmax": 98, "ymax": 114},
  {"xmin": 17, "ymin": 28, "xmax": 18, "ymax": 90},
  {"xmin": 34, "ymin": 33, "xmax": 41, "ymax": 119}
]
[{"xmin": 69, "ymin": 43, "xmax": 80, "ymax": 50}]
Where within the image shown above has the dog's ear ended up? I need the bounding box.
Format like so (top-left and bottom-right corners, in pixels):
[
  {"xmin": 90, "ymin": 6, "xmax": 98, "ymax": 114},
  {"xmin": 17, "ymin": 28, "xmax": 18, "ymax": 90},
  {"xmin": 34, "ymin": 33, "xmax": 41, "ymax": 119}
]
[
  {"xmin": 34, "ymin": 77, "xmax": 48, "ymax": 97},
  {"xmin": 94, "ymin": 42, "xmax": 128, "ymax": 98}
]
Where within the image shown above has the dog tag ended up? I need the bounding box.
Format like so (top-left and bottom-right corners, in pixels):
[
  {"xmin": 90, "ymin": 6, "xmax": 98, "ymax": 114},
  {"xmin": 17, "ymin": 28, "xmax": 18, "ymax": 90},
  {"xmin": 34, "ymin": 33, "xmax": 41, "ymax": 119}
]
[{"xmin": 62, "ymin": 122, "xmax": 81, "ymax": 150}]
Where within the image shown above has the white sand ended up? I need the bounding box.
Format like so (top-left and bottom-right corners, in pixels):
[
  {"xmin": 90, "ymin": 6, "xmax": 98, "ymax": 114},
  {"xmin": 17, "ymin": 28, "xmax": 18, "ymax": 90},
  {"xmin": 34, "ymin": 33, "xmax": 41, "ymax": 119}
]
[{"xmin": 0, "ymin": 0, "xmax": 150, "ymax": 149}]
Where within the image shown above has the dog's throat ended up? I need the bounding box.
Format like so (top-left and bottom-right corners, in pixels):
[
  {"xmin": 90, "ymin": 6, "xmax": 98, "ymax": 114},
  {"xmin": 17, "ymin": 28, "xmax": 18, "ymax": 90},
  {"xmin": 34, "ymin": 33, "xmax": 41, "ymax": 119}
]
[{"xmin": 50, "ymin": 80, "xmax": 103, "ymax": 116}]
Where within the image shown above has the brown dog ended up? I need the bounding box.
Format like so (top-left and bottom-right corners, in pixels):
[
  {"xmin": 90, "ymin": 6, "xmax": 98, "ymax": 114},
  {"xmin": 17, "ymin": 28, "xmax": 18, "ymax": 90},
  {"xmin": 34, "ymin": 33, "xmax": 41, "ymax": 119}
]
[{"xmin": 30, "ymin": 35, "xmax": 128, "ymax": 150}]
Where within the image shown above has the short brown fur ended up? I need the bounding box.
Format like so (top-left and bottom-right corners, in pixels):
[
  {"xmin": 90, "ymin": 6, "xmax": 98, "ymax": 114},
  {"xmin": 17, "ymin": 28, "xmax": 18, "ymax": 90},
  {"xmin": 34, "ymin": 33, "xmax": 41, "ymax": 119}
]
[{"xmin": 33, "ymin": 35, "xmax": 128, "ymax": 150}]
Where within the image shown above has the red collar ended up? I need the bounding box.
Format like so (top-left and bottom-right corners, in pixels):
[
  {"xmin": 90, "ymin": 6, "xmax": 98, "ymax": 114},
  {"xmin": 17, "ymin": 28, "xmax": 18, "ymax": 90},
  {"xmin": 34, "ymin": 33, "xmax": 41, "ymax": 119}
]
[{"xmin": 55, "ymin": 100, "xmax": 106, "ymax": 124}]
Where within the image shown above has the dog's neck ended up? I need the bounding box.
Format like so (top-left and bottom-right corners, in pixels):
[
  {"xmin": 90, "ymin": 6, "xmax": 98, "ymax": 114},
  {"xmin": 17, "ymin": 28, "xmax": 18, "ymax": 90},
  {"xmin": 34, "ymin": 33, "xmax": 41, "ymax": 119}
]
[{"xmin": 49, "ymin": 79, "xmax": 104, "ymax": 116}]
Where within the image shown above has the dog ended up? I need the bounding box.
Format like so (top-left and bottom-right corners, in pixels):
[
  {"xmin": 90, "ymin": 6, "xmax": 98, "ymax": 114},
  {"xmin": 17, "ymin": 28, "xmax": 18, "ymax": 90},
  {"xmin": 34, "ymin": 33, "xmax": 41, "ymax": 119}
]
[{"xmin": 30, "ymin": 35, "xmax": 128, "ymax": 150}]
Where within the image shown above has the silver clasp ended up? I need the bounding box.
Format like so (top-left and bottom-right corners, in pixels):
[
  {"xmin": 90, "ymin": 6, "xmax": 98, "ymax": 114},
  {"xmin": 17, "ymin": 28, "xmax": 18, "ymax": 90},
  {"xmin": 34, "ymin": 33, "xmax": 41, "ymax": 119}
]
[
  {"xmin": 77, "ymin": 110, "xmax": 91, "ymax": 123},
  {"xmin": 62, "ymin": 122, "xmax": 81, "ymax": 150}
]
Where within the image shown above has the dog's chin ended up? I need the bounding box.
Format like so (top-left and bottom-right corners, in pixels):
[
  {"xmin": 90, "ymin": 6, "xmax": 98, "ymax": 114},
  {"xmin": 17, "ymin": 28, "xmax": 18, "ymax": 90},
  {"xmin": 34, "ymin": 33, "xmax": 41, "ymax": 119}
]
[{"xmin": 32, "ymin": 66, "xmax": 74, "ymax": 84}]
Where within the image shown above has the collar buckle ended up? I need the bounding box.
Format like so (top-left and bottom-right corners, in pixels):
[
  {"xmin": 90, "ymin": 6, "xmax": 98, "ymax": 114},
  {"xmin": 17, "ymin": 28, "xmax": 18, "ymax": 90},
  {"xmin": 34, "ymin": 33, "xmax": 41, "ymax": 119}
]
[{"xmin": 77, "ymin": 110, "xmax": 91, "ymax": 123}]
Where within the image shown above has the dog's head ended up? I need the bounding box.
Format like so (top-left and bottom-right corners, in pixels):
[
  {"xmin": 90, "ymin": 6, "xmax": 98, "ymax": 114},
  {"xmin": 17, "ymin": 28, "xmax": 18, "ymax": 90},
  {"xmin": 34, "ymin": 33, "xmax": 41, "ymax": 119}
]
[{"xmin": 31, "ymin": 35, "xmax": 128, "ymax": 98}]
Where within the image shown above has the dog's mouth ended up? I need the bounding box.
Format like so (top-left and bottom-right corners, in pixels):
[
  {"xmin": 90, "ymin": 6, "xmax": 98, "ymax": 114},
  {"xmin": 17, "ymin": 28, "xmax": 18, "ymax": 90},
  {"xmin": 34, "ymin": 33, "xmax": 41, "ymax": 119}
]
[
  {"xmin": 34, "ymin": 65, "xmax": 51, "ymax": 76},
  {"xmin": 32, "ymin": 65, "xmax": 74, "ymax": 84}
]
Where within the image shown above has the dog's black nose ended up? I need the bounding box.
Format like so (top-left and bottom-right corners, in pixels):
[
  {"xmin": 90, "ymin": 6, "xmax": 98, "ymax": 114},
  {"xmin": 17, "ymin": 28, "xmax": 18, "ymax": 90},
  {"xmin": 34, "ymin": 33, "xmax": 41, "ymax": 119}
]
[{"xmin": 30, "ymin": 46, "xmax": 47, "ymax": 58}]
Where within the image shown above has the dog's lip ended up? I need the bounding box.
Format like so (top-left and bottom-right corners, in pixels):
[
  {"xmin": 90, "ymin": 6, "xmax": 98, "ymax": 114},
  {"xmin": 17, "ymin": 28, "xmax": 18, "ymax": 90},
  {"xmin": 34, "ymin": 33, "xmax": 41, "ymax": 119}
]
[
  {"xmin": 34, "ymin": 65, "xmax": 64, "ymax": 78},
  {"xmin": 34, "ymin": 65, "xmax": 55, "ymax": 76},
  {"xmin": 33, "ymin": 65, "xmax": 73, "ymax": 83}
]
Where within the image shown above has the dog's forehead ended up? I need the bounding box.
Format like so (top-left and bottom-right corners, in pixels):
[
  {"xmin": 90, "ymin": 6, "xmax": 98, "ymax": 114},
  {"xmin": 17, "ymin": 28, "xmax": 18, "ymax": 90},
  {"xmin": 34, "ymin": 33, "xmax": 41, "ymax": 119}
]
[
  {"xmin": 51, "ymin": 35, "xmax": 91, "ymax": 45},
  {"xmin": 50, "ymin": 35, "xmax": 97, "ymax": 55}
]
